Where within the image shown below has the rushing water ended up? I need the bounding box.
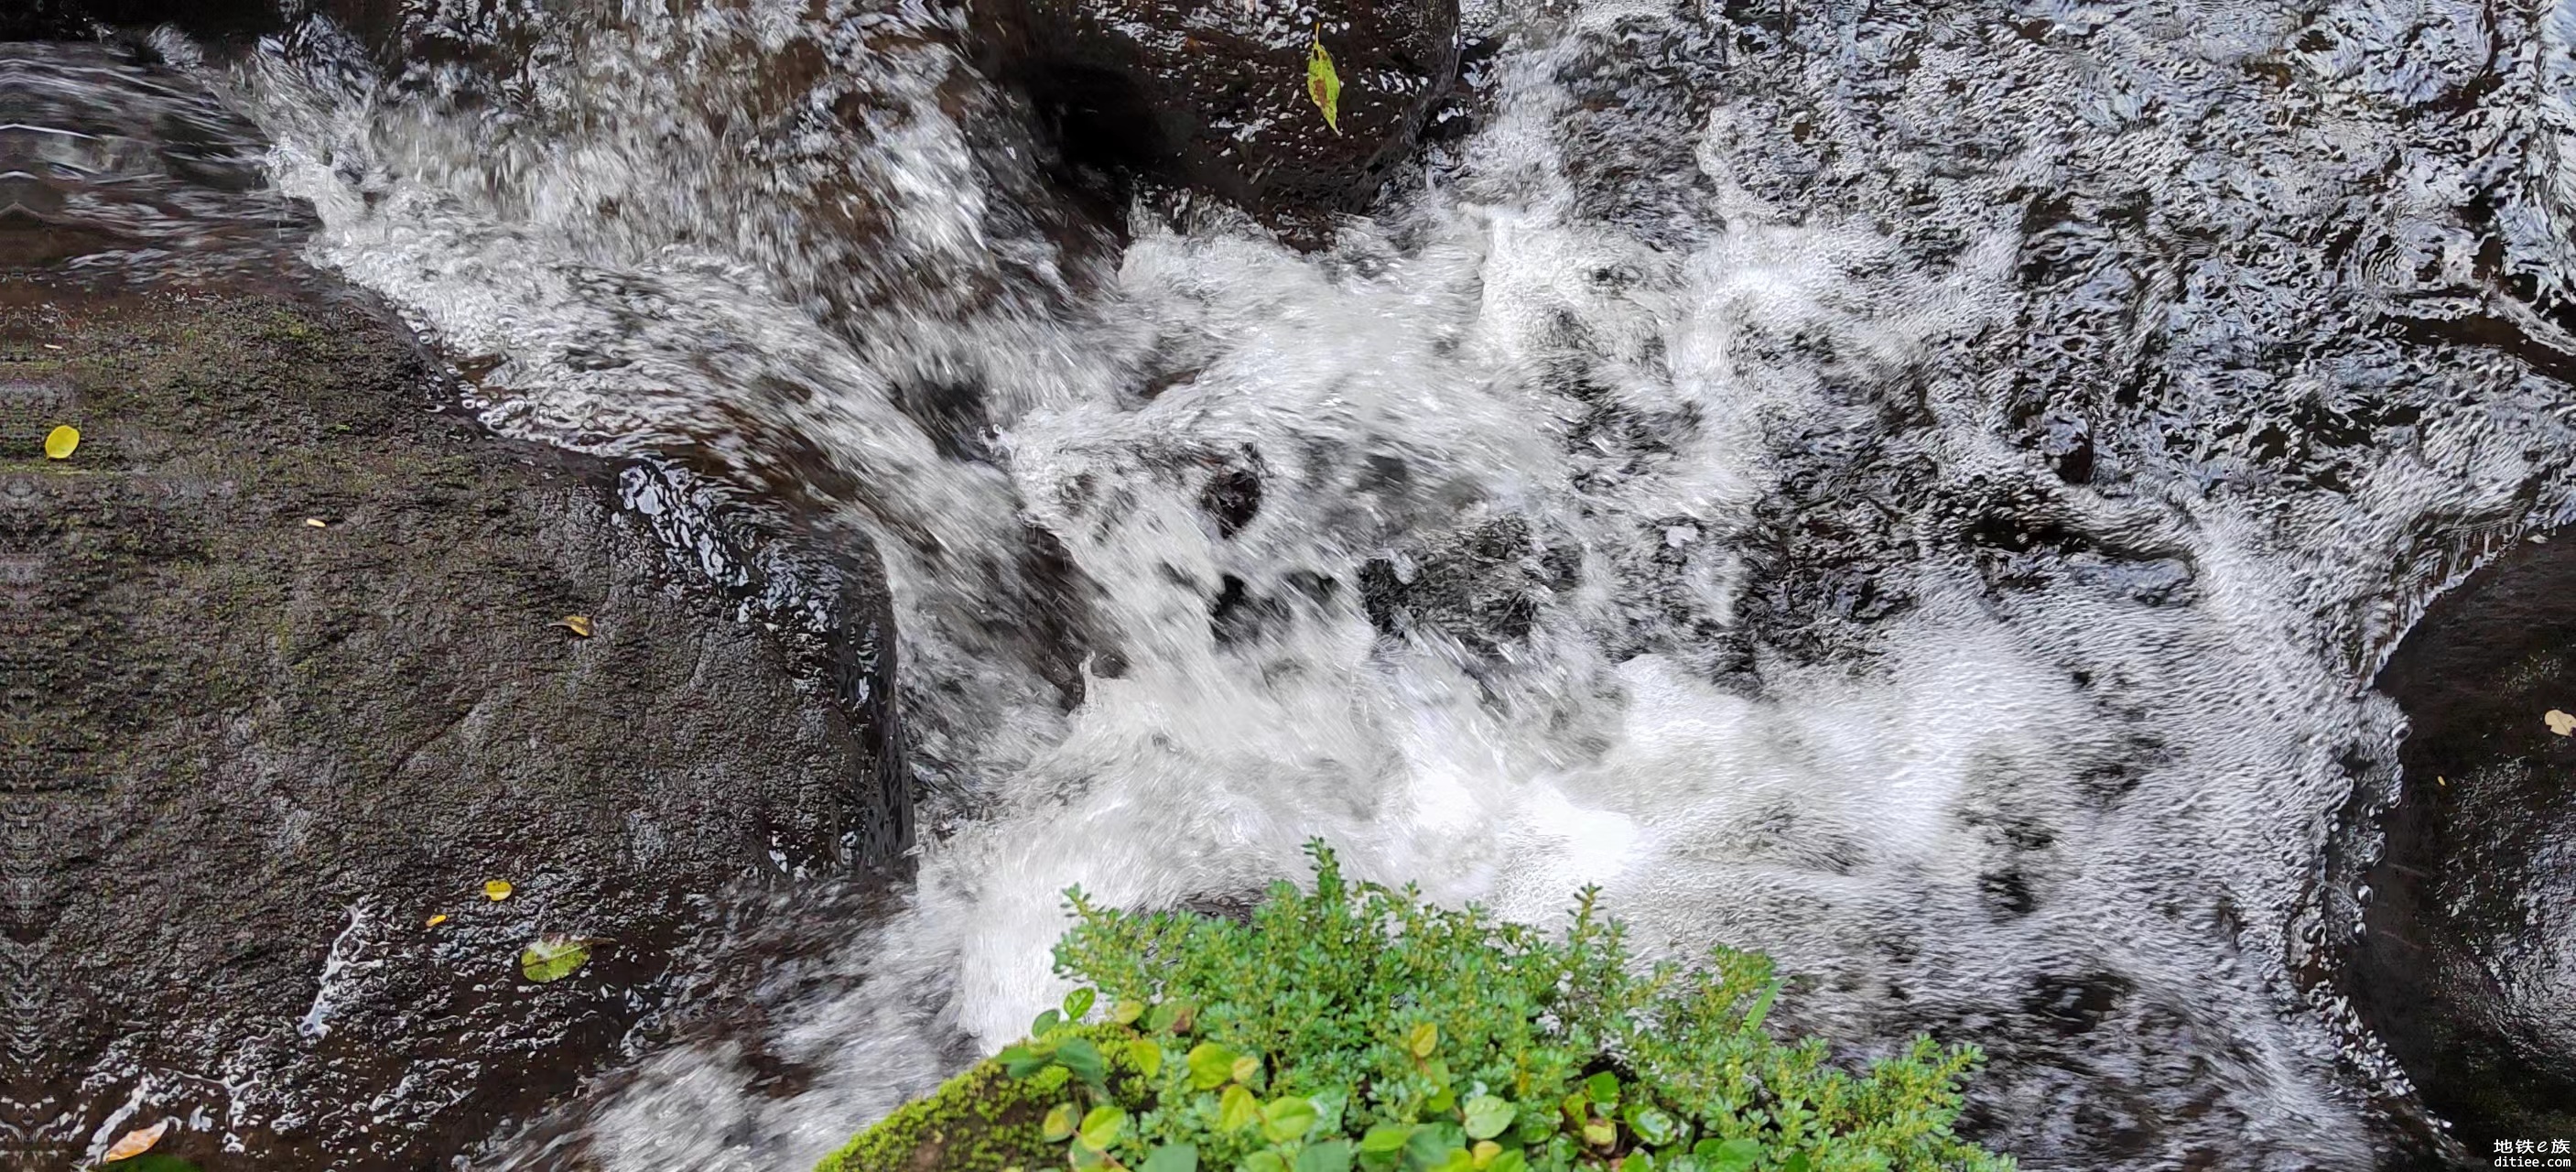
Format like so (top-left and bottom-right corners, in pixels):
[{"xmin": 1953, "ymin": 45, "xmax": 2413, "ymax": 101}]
[{"xmin": 115, "ymin": 0, "xmax": 2576, "ymax": 1165}]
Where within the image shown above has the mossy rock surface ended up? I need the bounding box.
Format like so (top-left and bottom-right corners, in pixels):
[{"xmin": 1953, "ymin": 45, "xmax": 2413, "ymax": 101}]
[{"xmin": 818, "ymin": 1026, "xmax": 1146, "ymax": 1172}]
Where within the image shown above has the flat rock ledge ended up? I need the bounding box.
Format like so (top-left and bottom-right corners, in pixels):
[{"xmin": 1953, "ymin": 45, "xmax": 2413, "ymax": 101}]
[{"xmin": 0, "ymin": 281, "xmax": 904, "ymax": 1168}]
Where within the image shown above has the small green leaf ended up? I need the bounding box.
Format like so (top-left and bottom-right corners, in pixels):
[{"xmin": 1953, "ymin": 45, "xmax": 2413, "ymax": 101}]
[
  {"xmin": 1218, "ymin": 1084, "xmax": 1261, "ymax": 1132},
  {"xmin": 1780, "ymin": 1153, "xmax": 1812, "ymax": 1172},
  {"xmin": 1308, "ymin": 1090, "xmax": 1348, "ymax": 1136},
  {"xmin": 1305, "ymin": 31, "xmax": 1343, "ymax": 136},
  {"xmin": 1561, "ymin": 1093, "xmax": 1589, "ymax": 1125},
  {"xmin": 1231, "ymin": 1054, "xmax": 1262, "ymax": 1085},
  {"xmin": 1188, "ymin": 1042, "xmax": 1238, "ymax": 1091},
  {"xmin": 1487, "ymin": 1152, "xmax": 1526, "ymax": 1172},
  {"xmin": 1693, "ymin": 1139, "xmax": 1761, "ymax": 1172},
  {"xmin": 1113, "ymin": 998, "xmax": 1147, "ymax": 1025},
  {"xmin": 1359, "ymin": 1123, "xmax": 1416, "ymax": 1154},
  {"xmin": 1148, "ymin": 1001, "xmax": 1181, "ymax": 1033},
  {"xmin": 1624, "ymin": 1103, "xmax": 1678, "ymax": 1147},
  {"xmin": 1582, "ymin": 1120, "xmax": 1617, "ymax": 1148},
  {"xmin": 1461, "ymin": 1095, "xmax": 1514, "ymax": 1141},
  {"xmin": 1298, "ymin": 1141, "xmax": 1355, "ymax": 1172},
  {"xmin": 1743, "ymin": 978, "xmax": 1780, "ymax": 1032},
  {"xmin": 102, "ymin": 1157, "xmax": 200, "ymax": 1172},
  {"xmin": 1064, "ymin": 987, "xmax": 1098, "ymax": 1021},
  {"xmin": 1077, "ymin": 1105, "xmax": 1127, "ymax": 1152},
  {"xmin": 517, "ymin": 935, "xmax": 591, "ymax": 982},
  {"xmin": 1430, "ymin": 1147, "xmax": 1477, "ymax": 1172},
  {"xmin": 1043, "ymin": 1102, "xmax": 1080, "ymax": 1142},
  {"xmin": 999, "ymin": 1044, "xmax": 1045, "ymax": 1079},
  {"xmin": 1125, "ymin": 1037, "xmax": 1164, "ymax": 1078},
  {"xmin": 1406, "ymin": 1125, "xmax": 1463, "ymax": 1169},
  {"xmin": 1584, "ymin": 1072, "xmax": 1619, "ymax": 1108},
  {"xmin": 1247, "ymin": 1153, "xmax": 1289, "ymax": 1172},
  {"xmin": 1261, "ymin": 1095, "xmax": 1318, "ymax": 1143},
  {"xmin": 1055, "ymin": 1037, "xmax": 1108, "ymax": 1085},
  {"xmin": 1407, "ymin": 1022, "xmax": 1438, "ymax": 1058},
  {"xmin": 1618, "ymin": 1155, "xmax": 1655, "ymax": 1172},
  {"xmin": 1032, "ymin": 1008, "xmax": 1066, "ymax": 1036},
  {"xmin": 1141, "ymin": 1145, "xmax": 1200, "ymax": 1172}
]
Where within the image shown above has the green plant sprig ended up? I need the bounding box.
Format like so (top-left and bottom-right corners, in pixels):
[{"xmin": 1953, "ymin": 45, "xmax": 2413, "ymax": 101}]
[{"xmin": 976, "ymin": 842, "xmax": 2008, "ymax": 1172}]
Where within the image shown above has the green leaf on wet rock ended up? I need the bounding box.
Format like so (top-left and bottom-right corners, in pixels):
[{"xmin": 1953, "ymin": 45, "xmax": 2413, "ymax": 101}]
[
  {"xmin": 517, "ymin": 934, "xmax": 591, "ymax": 982},
  {"xmin": 1306, "ymin": 31, "xmax": 1342, "ymax": 136}
]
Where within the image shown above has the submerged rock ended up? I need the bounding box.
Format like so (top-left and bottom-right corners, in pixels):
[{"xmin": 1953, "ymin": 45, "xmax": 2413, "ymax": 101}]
[
  {"xmin": 971, "ymin": 0, "xmax": 1462, "ymax": 220},
  {"xmin": 2354, "ymin": 534, "xmax": 2576, "ymax": 1157}
]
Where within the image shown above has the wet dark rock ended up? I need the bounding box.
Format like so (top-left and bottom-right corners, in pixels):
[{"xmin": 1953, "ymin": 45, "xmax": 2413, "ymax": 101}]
[
  {"xmin": 4, "ymin": 0, "xmax": 287, "ymax": 39},
  {"xmin": 969, "ymin": 0, "xmax": 1462, "ymax": 221},
  {"xmin": 893, "ymin": 377, "xmax": 998, "ymax": 464},
  {"xmin": 0, "ymin": 286, "xmax": 904, "ymax": 1166},
  {"xmin": 1358, "ymin": 515, "xmax": 1575, "ymax": 655},
  {"xmin": 2040, "ymin": 414, "xmax": 2096, "ymax": 485},
  {"xmin": 2352, "ymin": 533, "xmax": 2576, "ymax": 1159},
  {"xmin": 1200, "ymin": 455, "xmax": 1263, "ymax": 538},
  {"xmin": 1208, "ymin": 572, "xmax": 1287, "ymax": 645}
]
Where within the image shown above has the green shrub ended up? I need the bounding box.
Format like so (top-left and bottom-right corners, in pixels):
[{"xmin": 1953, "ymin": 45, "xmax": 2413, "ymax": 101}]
[{"xmin": 819, "ymin": 842, "xmax": 2009, "ymax": 1172}]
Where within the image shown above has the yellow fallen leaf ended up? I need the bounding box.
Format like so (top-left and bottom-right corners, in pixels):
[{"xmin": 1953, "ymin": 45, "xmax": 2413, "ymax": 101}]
[
  {"xmin": 2548, "ymin": 710, "xmax": 2575, "ymax": 737},
  {"xmin": 103, "ymin": 1119, "xmax": 168, "ymax": 1161},
  {"xmin": 304, "ymin": 517, "xmax": 329, "ymax": 528},
  {"xmin": 483, "ymin": 879, "xmax": 514, "ymax": 902},
  {"xmin": 44, "ymin": 425, "xmax": 79, "ymax": 460},
  {"xmin": 426, "ymin": 913, "xmax": 449, "ymax": 928},
  {"xmin": 555, "ymin": 615, "xmax": 595, "ymax": 637}
]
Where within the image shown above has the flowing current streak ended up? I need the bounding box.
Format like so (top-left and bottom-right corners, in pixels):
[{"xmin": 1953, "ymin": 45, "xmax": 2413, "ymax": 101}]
[{"xmin": 216, "ymin": 0, "xmax": 2576, "ymax": 1166}]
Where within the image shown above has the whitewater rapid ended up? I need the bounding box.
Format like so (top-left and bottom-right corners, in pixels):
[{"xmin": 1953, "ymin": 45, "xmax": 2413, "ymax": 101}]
[{"xmin": 200, "ymin": 0, "xmax": 2576, "ymax": 1165}]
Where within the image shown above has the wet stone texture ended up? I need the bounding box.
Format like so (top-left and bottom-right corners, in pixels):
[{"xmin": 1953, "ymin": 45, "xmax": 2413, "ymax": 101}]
[
  {"xmin": 0, "ymin": 45, "xmax": 906, "ymax": 1169},
  {"xmin": 2358, "ymin": 535, "xmax": 2576, "ymax": 1160},
  {"xmin": 971, "ymin": 0, "xmax": 1462, "ymax": 222}
]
